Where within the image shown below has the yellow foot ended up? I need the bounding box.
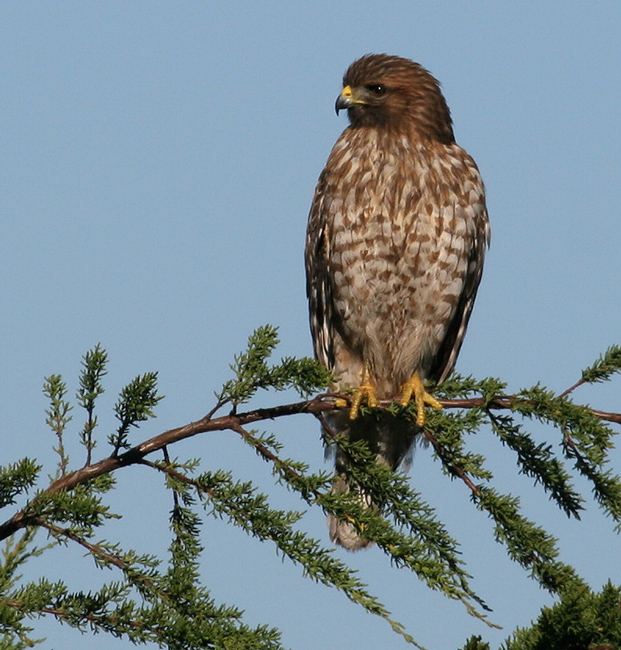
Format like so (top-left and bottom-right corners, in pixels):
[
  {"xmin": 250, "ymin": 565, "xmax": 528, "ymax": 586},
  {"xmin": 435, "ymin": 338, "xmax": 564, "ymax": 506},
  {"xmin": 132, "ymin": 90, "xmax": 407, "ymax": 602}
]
[
  {"xmin": 349, "ymin": 365, "xmax": 378, "ymax": 420},
  {"xmin": 400, "ymin": 372, "xmax": 442, "ymax": 426}
]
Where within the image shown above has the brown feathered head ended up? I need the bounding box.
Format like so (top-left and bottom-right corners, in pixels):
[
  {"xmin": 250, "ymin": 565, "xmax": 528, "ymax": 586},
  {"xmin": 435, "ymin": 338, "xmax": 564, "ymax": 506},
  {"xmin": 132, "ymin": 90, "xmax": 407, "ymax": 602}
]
[{"xmin": 335, "ymin": 53, "xmax": 455, "ymax": 144}]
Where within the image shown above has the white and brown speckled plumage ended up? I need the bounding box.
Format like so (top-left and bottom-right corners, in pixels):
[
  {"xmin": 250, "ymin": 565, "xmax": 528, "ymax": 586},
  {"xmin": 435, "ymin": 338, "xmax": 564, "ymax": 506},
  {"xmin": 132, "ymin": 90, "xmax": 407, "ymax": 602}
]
[{"xmin": 305, "ymin": 54, "xmax": 489, "ymax": 549}]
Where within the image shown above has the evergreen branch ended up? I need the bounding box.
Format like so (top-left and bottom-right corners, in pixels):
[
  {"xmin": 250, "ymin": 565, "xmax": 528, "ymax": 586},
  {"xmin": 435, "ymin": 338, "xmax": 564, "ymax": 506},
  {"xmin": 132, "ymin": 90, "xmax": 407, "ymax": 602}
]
[
  {"xmin": 562, "ymin": 432, "xmax": 621, "ymax": 531},
  {"xmin": 475, "ymin": 485, "xmax": 582, "ymax": 594},
  {"xmin": 0, "ymin": 460, "xmax": 41, "ymax": 510},
  {"xmin": 422, "ymin": 426, "xmax": 583, "ymax": 595},
  {"xmin": 43, "ymin": 375, "xmax": 73, "ymax": 476},
  {"xmin": 76, "ymin": 344, "xmax": 108, "ymax": 466},
  {"xmin": 230, "ymin": 409, "xmax": 492, "ymax": 625},
  {"xmin": 2, "ymin": 334, "xmax": 621, "ymax": 648},
  {"xmin": 230, "ymin": 416, "xmax": 481, "ymax": 615},
  {"xmin": 3, "ymin": 508, "xmax": 284, "ymax": 649},
  {"xmin": 3, "ymin": 598, "xmax": 146, "ymax": 635},
  {"xmin": 0, "ymin": 528, "xmax": 49, "ymax": 593},
  {"xmin": 421, "ymin": 427, "xmax": 484, "ymax": 497},
  {"xmin": 34, "ymin": 517, "xmax": 152, "ymax": 578},
  {"xmin": 502, "ymin": 581, "xmax": 621, "ymax": 650},
  {"xmin": 110, "ymin": 371, "xmax": 163, "ymax": 454},
  {"xmin": 319, "ymin": 415, "xmax": 493, "ymax": 621},
  {"xmin": 3, "ymin": 593, "xmax": 286, "ymax": 650},
  {"xmin": 559, "ymin": 345, "xmax": 621, "ymax": 397},
  {"xmin": 510, "ymin": 388, "xmax": 621, "ymax": 528},
  {"xmin": 0, "ymin": 532, "xmax": 45, "ymax": 648},
  {"xmin": 1, "ymin": 388, "xmax": 618, "ymax": 543},
  {"xmin": 487, "ymin": 411, "xmax": 585, "ymax": 518},
  {"xmin": 23, "ymin": 480, "xmax": 119, "ymax": 535},
  {"xmin": 141, "ymin": 456, "xmax": 425, "ymax": 648},
  {"xmin": 217, "ymin": 325, "xmax": 333, "ymax": 404}
]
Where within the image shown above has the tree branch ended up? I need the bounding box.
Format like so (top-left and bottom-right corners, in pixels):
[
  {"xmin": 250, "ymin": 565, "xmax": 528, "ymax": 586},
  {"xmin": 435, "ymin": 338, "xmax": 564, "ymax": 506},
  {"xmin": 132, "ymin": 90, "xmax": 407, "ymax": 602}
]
[{"xmin": 1, "ymin": 393, "xmax": 618, "ymax": 542}]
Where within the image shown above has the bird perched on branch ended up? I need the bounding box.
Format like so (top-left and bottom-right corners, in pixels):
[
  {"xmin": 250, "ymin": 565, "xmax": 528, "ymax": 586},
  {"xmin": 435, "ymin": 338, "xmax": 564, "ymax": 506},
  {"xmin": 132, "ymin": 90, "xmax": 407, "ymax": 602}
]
[{"xmin": 305, "ymin": 54, "xmax": 490, "ymax": 549}]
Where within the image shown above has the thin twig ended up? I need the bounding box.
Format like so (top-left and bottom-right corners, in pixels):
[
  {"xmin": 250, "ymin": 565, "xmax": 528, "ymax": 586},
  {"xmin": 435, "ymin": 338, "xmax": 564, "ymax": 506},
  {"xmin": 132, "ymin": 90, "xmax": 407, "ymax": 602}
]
[
  {"xmin": 3, "ymin": 600, "xmax": 150, "ymax": 631},
  {"xmin": 35, "ymin": 518, "xmax": 131, "ymax": 573},
  {"xmin": 421, "ymin": 428, "xmax": 482, "ymax": 496},
  {"xmin": 558, "ymin": 379, "xmax": 586, "ymax": 399}
]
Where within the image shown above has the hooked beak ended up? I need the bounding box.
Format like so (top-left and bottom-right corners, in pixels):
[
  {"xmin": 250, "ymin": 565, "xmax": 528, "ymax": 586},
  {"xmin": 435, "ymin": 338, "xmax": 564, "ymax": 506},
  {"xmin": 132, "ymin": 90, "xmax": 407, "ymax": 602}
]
[{"xmin": 335, "ymin": 85, "xmax": 356, "ymax": 115}]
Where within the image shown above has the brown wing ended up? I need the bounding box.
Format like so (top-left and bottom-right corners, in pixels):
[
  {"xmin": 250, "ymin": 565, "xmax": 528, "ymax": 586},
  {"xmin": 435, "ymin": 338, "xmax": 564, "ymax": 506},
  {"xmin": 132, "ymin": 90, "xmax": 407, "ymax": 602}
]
[
  {"xmin": 305, "ymin": 168, "xmax": 337, "ymax": 371},
  {"xmin": 430, "ymin": 201, "xmax": 490, "ymax": 384}
]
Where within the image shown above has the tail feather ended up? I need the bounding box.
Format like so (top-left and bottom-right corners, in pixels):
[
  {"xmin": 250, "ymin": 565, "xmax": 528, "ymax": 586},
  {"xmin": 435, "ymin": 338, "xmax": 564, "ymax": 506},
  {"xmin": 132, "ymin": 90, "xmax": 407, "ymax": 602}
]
[
  {"xmin": 323, "ymin": 411, "xmax": 420, "ymax": 550},
  {"xmin": 328, "ymin": 475, "xmax": 374, "ymax": 550}
]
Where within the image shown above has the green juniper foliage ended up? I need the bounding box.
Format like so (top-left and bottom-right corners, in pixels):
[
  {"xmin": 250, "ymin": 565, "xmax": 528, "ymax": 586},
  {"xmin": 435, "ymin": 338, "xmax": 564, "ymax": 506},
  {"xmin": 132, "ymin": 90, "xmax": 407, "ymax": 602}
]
[
  {"xmin": 217, "ymin": 324, "xmax": 333, "ymax": 405},
  {"xmin": 0, "ymin": 326, "xmax": 620, "ymax": 649},
  {"xmin": 110, "ymin": 371, "xmax": 163, "ymax": 454},
  {"xmin": 0, "ymin": 461, "xmax": 40, "ymax": 510},
  {"xmin": 579, "ymin": 344, "xmax": 621, "ymax": 385},
  {"xmin": 502, "ymin": 582, "xmax": 621, "ymax": 650},
  {"xmin": 43, "ymin": 375, "xmax": 72, "ymax": 476},
  {"xmin": 77, "ymin": 344, "xmax": 108, "ymax": 464}
]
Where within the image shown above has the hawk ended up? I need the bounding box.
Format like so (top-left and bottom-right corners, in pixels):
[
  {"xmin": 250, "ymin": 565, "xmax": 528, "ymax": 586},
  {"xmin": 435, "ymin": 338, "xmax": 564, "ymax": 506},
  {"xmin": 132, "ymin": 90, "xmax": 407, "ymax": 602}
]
[{"xmin": 305, "ymin": 54, "xmax": 490, "ymax": 549}]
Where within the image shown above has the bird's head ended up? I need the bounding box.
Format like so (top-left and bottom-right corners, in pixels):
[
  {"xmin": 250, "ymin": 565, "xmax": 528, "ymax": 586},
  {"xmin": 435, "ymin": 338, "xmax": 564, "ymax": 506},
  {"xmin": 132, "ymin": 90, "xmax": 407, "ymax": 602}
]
[{"xmin": 335, "ymin": 53, "xmax": 455, "ymax": 144}]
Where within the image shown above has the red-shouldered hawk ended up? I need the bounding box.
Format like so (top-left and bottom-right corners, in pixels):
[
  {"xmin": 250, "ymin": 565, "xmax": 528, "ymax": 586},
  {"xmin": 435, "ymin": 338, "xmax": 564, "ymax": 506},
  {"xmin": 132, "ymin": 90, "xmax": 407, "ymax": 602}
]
[{"xmin": 305, "ymin": 54, "xmax": 490, "ymax": 549}]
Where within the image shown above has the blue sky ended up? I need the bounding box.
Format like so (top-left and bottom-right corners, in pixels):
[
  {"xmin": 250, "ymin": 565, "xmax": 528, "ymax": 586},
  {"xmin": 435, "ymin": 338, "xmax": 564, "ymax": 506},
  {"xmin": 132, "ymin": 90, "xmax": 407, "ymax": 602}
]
[{"xmin": 1, "ymin": 3, "xmax": 620, "ymax": 649}]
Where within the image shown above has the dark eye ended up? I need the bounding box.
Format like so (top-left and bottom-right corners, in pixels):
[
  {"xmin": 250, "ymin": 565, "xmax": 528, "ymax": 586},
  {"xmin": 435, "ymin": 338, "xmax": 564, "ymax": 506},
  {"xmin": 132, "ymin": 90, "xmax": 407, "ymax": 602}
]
[{"xmin": 366, "ymin": 84, "xmax": 386, "ymax": 96}]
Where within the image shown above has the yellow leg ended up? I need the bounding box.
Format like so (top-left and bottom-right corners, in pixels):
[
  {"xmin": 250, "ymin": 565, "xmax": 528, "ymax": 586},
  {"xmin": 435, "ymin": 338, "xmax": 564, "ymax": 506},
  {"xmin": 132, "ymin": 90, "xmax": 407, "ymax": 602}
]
[
  {"xmin": 400, "ymin": 372, "xmax": 442, "ymax": 426},
  {"xmin": 348, "ymin": 364, "xmax": 378, "ymax": 420}
]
